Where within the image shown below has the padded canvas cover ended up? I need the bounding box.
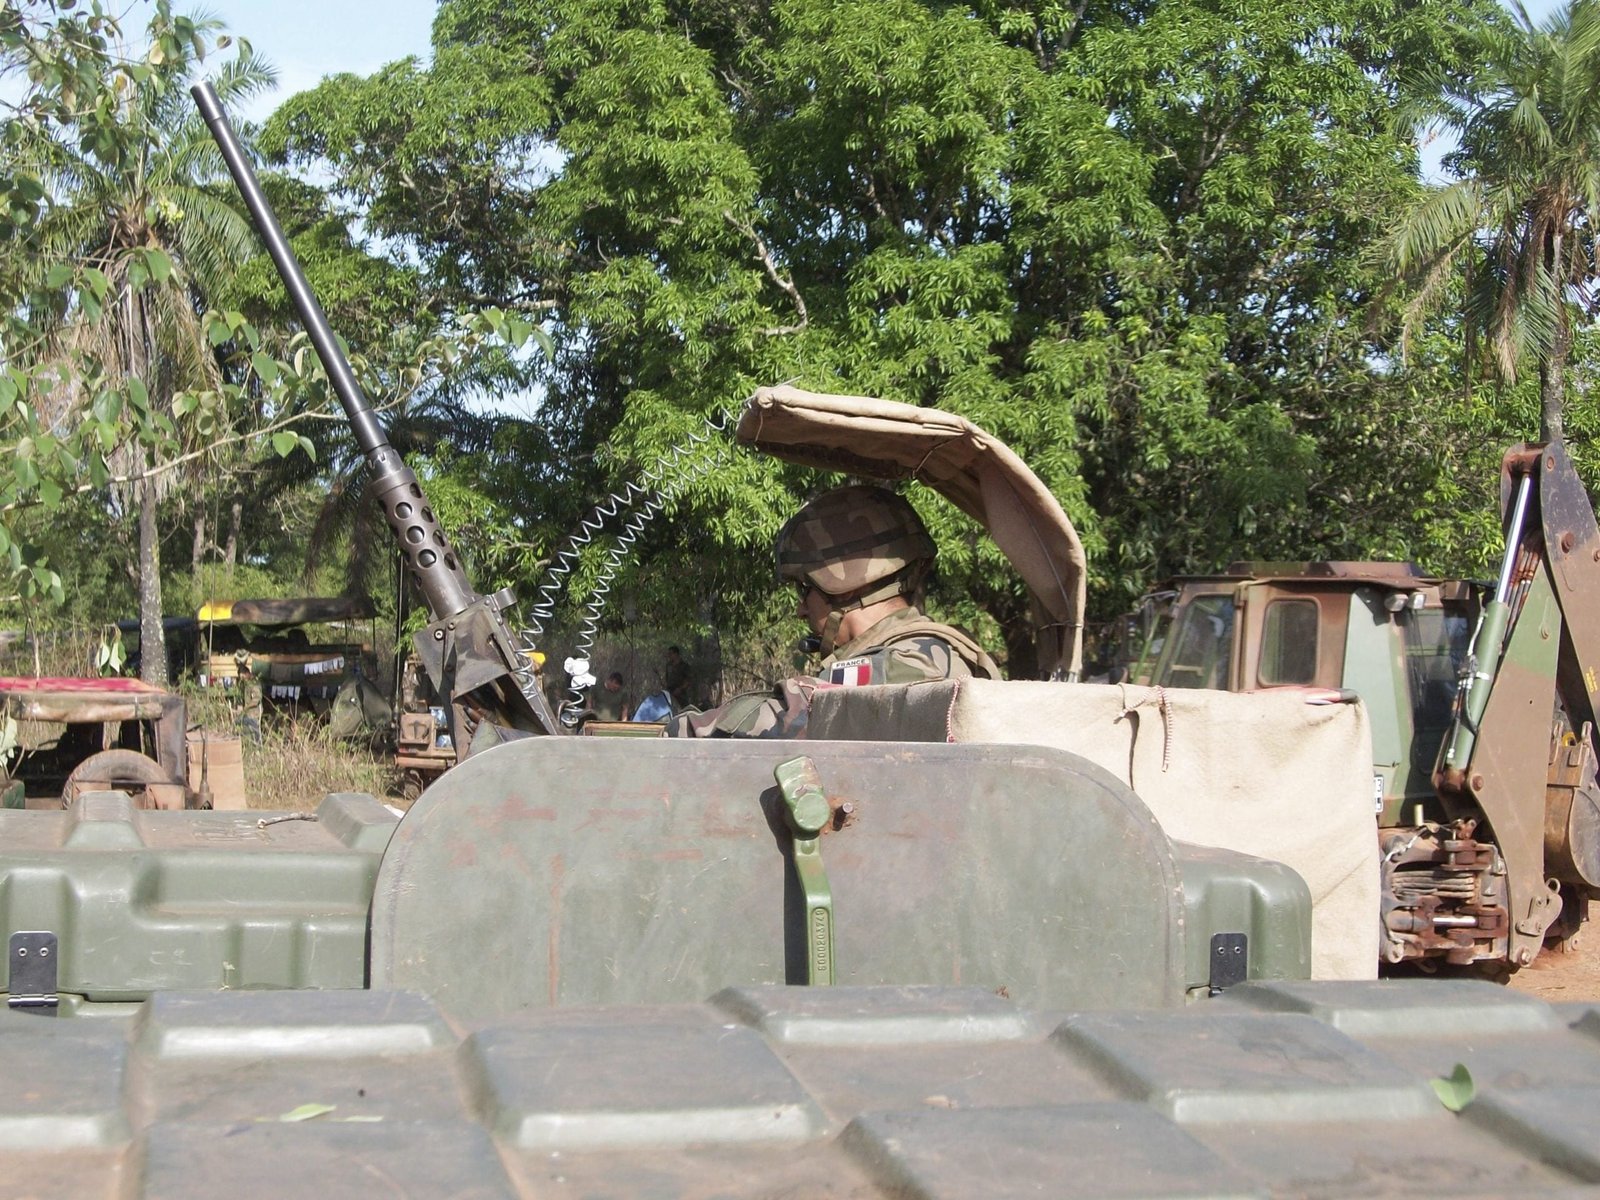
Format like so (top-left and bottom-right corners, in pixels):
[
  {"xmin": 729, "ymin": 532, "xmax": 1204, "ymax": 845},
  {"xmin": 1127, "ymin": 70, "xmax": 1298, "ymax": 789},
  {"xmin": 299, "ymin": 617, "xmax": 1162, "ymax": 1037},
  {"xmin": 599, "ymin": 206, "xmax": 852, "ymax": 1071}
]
[
  {"xmin": 810, "ymin": 680, "xmax": 1380, "ymax": 979},
  {"xmin": 737, "ymin": 386, "xmax": 1087, "ymax": 678}
]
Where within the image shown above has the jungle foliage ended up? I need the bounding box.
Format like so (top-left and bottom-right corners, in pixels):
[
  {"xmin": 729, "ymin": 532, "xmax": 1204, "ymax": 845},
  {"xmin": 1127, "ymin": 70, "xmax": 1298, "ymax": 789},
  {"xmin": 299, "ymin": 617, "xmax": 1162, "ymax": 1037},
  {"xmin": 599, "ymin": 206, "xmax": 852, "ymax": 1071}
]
[
  {"xmin": 5, "ymin": 0, "xmax": 1600, "ymax": 682},
  {"xmin": 0, "ymin": 1, "xmax": 541, "ymax": 675}
]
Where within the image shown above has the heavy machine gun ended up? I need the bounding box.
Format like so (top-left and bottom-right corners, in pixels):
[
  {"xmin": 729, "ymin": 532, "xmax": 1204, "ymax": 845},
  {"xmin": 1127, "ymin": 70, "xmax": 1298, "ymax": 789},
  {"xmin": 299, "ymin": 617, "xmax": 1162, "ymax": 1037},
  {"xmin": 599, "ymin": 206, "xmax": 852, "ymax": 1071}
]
[{"xmin": 192, "ymin": 82, "xmax": 561, "ymax": 745}]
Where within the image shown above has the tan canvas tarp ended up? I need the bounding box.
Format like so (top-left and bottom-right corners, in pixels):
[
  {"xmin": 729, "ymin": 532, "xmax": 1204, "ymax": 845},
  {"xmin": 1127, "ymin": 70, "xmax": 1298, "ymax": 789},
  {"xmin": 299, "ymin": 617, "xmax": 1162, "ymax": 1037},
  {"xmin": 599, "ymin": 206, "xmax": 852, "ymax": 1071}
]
[
  {"xmin": 737, "ymin": 386, "xmax": 1087, "ymax": 678},
  {"xmin": 810, "ymin": 680, "xmax": 1379, "ymax": 979}
]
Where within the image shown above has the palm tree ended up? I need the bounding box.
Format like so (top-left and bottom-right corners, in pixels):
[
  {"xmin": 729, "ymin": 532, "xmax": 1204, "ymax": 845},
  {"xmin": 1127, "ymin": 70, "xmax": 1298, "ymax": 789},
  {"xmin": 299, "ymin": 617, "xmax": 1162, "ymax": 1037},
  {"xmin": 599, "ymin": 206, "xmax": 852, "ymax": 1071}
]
[
  {"xmin": 1391, "ymin": 0, "xmax": 1600, "ymax": 445},
  {"xmin": 8, "ymin": 3, "xmax": 274, "ymax": 682}
]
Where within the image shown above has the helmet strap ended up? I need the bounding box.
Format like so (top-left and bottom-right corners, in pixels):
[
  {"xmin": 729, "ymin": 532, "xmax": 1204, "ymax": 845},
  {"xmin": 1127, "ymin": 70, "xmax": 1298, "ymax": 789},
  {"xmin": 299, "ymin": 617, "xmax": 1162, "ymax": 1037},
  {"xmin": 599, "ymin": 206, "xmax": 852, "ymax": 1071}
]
[
  {"xmin": 899, "ymin": 560, "xmax": 929, "ymax": 605},
  {"xmin": 817, "ymin": 566, "xmax": 922, "ymax": 656},
  {"xmin": 818, "ymin": 607, "xmax": 848, "ymax": 657}
]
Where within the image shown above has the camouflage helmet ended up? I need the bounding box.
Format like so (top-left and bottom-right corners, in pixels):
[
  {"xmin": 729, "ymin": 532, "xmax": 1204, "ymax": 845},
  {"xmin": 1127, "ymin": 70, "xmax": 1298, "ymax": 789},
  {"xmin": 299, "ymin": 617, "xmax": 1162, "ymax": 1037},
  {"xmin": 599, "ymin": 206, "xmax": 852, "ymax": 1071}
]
[{"xmin": 775, "ymin": 485, "xmax": 936, "ymax": 599}]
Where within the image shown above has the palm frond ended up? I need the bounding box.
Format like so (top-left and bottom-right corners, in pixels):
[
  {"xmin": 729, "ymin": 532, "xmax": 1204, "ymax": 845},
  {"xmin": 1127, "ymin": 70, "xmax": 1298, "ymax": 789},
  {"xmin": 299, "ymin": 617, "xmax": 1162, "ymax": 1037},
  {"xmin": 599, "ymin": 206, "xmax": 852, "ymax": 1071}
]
[
  {"xmin": 1390, "ymin": 180, "xmax": 1485, "ymax": 272},
  {"xmin": 210, "ymin": 48, "xmax": 279, "ymax": 106},
  {"xmin": 163, "ymin": 184, "xmax": 259, "ymax": 287},
  {"xmin": 1503, "ymin": 94, "xmax": 1556, "ymax": 152}
]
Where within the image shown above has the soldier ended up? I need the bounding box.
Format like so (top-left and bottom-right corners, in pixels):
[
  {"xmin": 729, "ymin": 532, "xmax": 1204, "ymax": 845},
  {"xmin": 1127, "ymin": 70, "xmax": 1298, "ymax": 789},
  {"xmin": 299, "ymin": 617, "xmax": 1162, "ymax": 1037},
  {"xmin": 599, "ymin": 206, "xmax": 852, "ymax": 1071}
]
[
  {"xmin": 662, "ymin": 646, "xmax": 692, "ymax": 707},
  {"xmin": 678, "ymin": 485, "xmax": 998, "ymax": 737},
  {"xmin": 591, "ymin": 671, "xmax": 631, "ymax": 722}
]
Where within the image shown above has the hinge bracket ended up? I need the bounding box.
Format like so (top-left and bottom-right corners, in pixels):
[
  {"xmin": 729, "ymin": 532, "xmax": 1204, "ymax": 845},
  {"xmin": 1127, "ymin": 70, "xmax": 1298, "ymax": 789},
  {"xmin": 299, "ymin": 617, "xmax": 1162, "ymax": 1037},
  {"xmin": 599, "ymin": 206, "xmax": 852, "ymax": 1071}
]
[
  {"xmin": 1209, "ymin": 932, "xmax": 1248, "ymax": 993},
  {"xmin": 8, "ymin": 931, "xmax": 59, "ymax": 1015}
]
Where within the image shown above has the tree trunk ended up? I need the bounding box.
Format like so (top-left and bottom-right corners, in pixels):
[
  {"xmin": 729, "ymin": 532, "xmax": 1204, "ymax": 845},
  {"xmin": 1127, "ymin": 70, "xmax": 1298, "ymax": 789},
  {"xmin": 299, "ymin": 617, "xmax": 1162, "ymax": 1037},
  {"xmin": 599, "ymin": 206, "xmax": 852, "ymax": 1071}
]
[
  {"xmin": 1002, "ymin": 620, "xmax": 1038, "ymax": 681},
  {"xmin": 224, "ymin": 501, "xmax": 240, "ymax": 567},
  {"xmin": 1541, "ymin": 313, "xmax": 1570, "ymax": 445},
  {"xmin": 129, "ymin": 289, "xmax": 168, "ymax": 687},
  {"xmin": 191, "ymin": 512, "xmax": 205, "ymax": 572},
  {"xmin": 138, "ymin": 473, "xmax": 167, "ymax": 686},
  {"xmin": 993, "ymin": 591, "xmax": 1039, "ymax": 681}
]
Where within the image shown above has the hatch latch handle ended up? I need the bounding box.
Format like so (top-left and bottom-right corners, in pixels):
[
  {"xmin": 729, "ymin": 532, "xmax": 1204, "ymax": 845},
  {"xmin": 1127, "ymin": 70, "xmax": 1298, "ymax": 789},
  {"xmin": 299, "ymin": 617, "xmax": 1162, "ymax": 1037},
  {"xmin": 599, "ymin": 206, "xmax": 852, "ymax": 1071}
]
[{"xmin": 775, "ymin": 756, "xmax": 836, "ymax": 986}]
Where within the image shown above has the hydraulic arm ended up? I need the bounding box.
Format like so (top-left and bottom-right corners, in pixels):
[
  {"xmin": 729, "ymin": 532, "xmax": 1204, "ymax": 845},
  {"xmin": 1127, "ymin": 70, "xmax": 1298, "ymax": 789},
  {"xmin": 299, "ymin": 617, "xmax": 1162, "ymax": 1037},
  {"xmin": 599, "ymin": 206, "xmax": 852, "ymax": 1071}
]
[{"xmin": 1420, "ymin": 440, "xmax": 1600, "ymax": 966}]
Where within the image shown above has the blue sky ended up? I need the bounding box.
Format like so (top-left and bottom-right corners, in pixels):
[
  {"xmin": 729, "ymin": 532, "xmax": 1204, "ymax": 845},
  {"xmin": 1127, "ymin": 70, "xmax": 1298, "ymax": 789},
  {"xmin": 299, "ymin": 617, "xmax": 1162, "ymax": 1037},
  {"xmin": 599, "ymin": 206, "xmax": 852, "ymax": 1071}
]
[
  {"xmin": 209, "ymin": 0, "xmax": 437, "ymax": 119},
  {"xmin": 130, "ymin": 0, "xmax": 439, "ymax": 120}
]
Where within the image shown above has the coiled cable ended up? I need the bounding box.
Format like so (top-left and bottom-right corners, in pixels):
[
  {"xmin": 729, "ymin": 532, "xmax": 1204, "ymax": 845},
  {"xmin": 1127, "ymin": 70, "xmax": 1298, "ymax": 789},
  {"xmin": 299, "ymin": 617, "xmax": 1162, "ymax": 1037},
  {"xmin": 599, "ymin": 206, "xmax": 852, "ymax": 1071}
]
[{"xmin": 516, "ymin": 408, "xmax": 738, "ymax": 714}]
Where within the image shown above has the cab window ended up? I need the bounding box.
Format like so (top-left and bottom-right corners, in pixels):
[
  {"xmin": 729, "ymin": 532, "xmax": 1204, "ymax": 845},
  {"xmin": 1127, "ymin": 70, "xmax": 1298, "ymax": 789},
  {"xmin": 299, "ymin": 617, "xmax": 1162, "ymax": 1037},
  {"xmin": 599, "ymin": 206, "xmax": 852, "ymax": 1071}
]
[
  {"xmin": 1161, "ymin": 594, "xmax": 1235, "ymax": 689},
  {"xmin": 1404, "ymin": 605, "xmax": 1472, "ymax": 764},
  {"xmin": 1258, "ymin": 599, "xmax": 1319, "ymax": 685}
]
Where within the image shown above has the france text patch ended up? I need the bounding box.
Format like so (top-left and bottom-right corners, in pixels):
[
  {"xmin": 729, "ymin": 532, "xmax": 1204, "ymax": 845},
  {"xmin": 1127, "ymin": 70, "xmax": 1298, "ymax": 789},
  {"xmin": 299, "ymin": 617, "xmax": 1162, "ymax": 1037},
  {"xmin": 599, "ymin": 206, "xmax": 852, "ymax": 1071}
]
[{"xmin": 829, "ymin": 657, "xmax": 874, "ymax": 686}]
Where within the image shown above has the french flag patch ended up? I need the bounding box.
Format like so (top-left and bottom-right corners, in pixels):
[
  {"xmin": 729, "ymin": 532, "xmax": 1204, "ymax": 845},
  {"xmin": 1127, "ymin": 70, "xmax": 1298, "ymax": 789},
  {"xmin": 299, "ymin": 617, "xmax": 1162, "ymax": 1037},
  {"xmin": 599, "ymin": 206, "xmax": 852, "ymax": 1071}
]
[{"xmin": 829, "ymin": 657, "xmax": 873, "ymax": 686}]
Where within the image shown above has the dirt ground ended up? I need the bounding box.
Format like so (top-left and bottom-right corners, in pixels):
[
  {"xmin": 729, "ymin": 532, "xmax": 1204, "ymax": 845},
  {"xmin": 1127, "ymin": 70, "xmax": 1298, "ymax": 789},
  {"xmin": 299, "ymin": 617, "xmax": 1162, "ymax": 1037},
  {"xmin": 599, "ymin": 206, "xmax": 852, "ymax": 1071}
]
[{"xmin": 1508, "ymin": 929, "xmax": 1600, "ymax": 1003}]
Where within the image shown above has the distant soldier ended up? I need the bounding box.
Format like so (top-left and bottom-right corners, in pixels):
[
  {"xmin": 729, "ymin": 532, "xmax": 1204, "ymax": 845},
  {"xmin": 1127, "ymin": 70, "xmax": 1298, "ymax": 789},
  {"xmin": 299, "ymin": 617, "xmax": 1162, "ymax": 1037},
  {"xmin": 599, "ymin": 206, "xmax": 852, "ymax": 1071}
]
[
  {"xmin": 679, "ymin": 485, "xmax": 998, "ymax": 737},
  {"xmin": 663, "ymin": 645, "xmax": 692, "ymax": 708},
  {"xmin": 591, "ymin": 671, "xmax": 630, "ymax": 722}
]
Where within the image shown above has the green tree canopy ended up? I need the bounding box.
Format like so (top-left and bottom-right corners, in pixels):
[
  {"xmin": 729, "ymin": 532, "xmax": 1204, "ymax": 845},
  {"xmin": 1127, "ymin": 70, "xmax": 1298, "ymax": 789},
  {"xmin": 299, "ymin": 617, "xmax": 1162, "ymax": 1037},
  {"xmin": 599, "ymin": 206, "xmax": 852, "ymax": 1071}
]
[
  {"xmin": 126, "ymin": 2, "xmax": 1535, "ymax": 677},
  {"xmin": 0, "ymin": 2, "xmax": 553, "ymax": 670},
  {"xmin": 0, "ymin": 1, "xmax": 285, "ymax": 675}
]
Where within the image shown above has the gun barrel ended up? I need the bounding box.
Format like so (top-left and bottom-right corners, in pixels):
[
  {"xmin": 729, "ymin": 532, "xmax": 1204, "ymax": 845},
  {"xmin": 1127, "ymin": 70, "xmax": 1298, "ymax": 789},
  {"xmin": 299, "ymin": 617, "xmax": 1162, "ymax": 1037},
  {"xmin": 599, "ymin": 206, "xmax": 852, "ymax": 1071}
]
[
  {"xmin": 193, "ymin": 85, "xmax": 387, "ymax": 459},
  {"xmin": 191, "ymin": 81, "xmax": 476, "ymax": 620}
]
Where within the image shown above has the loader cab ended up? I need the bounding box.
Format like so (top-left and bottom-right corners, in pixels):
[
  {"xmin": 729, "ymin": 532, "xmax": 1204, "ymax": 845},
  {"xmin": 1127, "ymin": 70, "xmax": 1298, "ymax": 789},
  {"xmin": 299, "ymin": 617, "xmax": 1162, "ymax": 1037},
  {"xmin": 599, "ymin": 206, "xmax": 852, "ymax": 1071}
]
[
  {"xmin": 1146, "ymin": 563, "xmax": 1482, "ymax": 823},
  {"xmin": 1150, "ymin": 584, "xmax": 1237, "ymax": 690},
  {"xmin": 1120, "ymin": 589, "xmax": 1177, "ymax": 685}
]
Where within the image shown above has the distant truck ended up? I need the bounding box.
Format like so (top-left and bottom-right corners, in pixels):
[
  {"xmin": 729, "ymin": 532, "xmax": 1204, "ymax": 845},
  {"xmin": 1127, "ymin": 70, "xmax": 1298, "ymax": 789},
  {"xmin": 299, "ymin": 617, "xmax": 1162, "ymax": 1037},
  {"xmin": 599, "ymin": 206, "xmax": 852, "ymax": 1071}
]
[
  {"xmin": 392, "ymin": 655, "xmax": 455, "ymax": 802},
  {"xmin": 0, "ymin": 676, "xmax": 245, "ymax": 809},
  {"xmin": 1130, "ymin": 440, "xmax": 1600, "ymax": 974},
  {"xmin": 197, "ymin": 596, "xmax": 384, "ymax": 728},
  {"xmin": 1126, "ymin": 561, "xmax": 1479, "ymax": 820}
]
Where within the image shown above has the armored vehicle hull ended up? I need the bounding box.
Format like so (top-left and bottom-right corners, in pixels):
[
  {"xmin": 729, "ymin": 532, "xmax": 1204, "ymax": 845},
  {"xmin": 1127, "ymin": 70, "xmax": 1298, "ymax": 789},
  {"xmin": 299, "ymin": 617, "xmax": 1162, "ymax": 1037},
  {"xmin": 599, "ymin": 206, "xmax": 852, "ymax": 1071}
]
[
  {"xmin": 3, "ymin": 736, "xmax": 1595, "ymax": 1197},
  {"xmin": 3, "ymin": 737, "xmax": 1309, "ymax": 1015},
  {"xmin": 4, "ymin": 977, "xmax": 1600, "ymax": 1197}
]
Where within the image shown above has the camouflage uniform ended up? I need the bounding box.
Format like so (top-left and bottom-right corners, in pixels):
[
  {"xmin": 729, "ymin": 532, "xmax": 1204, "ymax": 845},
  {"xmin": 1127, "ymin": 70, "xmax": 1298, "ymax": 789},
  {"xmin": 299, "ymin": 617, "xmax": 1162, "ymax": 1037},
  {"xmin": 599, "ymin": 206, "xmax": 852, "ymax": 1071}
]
[
  {"xmin": 819, "ymin": 605, "xmax": 999, "ymax": 686},
  {"xmin": 590, "ymin": 683, "xmax": 628, "ymax": 722},
  {"xmin": 680, "ymin": 609, "xmax": 996, "ymax": 738},
  {"xmin": 678, "ymin": 485, "xmax": 998, "ymax": 738}
]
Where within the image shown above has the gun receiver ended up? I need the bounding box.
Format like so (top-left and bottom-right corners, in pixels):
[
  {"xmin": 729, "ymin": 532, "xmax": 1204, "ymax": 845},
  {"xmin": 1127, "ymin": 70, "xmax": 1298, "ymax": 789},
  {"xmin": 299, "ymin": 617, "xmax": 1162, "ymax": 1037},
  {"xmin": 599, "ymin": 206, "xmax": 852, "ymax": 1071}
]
[{"xmin": 192, "ymin": 81, "xmax": 561, "ymax": 744}]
